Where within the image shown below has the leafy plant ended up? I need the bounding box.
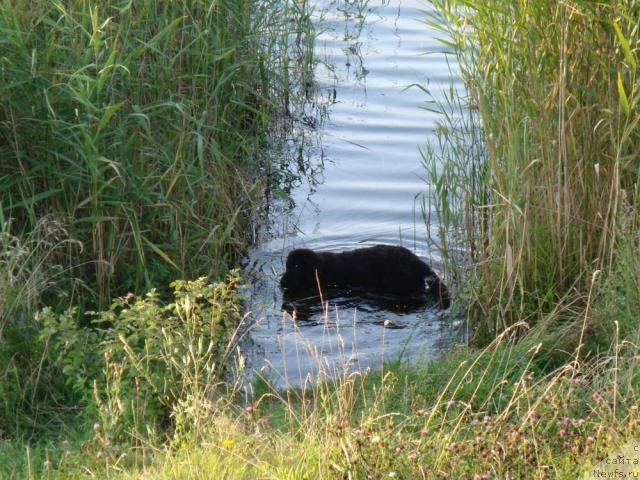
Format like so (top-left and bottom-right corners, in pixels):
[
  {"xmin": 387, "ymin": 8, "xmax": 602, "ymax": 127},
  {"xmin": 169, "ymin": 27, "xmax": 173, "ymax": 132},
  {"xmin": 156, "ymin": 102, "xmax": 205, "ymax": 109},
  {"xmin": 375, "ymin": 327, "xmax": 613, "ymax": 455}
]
[{"xmin": 37, "ymin": 272, "xmax": 244, "ymax": 444}]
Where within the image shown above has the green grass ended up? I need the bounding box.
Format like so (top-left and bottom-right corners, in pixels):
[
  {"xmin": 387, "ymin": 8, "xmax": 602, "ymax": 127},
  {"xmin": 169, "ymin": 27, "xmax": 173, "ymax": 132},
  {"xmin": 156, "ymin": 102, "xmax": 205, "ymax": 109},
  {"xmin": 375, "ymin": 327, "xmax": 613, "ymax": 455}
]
[
  {"xmin": 0, "ymin": 261, "xmax": 638, "ymax": 478},
  {"xmin": 4, "ymin": 323, "xmax": 639, "ymax": 479}
]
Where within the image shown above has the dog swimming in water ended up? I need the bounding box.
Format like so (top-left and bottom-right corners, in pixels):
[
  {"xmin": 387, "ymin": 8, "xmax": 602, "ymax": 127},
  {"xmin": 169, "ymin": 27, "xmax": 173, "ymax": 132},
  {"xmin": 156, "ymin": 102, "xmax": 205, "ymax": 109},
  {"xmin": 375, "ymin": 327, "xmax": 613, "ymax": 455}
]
[{"xmin": 280, "ymin": 245, "xmax": 450, "ymax": 308}]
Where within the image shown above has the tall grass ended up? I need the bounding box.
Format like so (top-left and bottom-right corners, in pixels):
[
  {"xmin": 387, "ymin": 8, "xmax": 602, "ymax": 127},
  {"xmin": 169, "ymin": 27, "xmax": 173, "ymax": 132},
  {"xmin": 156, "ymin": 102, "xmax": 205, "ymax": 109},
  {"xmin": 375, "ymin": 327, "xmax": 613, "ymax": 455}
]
[
  {"xmin": 0, "ymin": 0, "xmax": 316, "ymax": 444},
  {"xmin": 6, "ymin": 318, "xmax": 639, "ymax": 479},
  {"xmin": 425, "ymin": 1, "xmax": 640, "ymax": 337},
  {"xmin": 0, "ymin": 0, "xmax": 312, "ymax": 307},
  {"xmin": 0, "ymin": 217, "xmax": 83, "ymax": 439}
]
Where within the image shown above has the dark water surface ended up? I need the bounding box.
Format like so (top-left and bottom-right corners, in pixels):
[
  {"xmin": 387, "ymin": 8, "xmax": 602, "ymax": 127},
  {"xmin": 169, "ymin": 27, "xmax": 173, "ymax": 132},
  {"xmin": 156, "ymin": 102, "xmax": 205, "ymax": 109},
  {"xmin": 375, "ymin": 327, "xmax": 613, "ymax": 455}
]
[{"xmin": 240, "ymin": 0, "xmax": 464, "ymax": 389}]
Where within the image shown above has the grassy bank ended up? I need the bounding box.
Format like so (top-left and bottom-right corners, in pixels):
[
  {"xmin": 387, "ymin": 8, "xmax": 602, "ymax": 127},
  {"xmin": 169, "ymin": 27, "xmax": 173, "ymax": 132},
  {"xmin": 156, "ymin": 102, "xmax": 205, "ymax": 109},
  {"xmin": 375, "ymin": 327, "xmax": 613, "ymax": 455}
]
[{"xmin": 4, "ymin": 323, "xmax": 639, "ymax": 478}]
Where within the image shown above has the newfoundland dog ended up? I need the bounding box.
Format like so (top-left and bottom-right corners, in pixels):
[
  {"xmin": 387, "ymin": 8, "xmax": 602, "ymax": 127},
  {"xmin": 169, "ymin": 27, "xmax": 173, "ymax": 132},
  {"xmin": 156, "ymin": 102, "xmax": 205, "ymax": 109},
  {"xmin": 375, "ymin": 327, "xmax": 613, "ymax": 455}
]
[{"xmin": 280, "ymin": 245, "xmax": 450, "ymax": 308}]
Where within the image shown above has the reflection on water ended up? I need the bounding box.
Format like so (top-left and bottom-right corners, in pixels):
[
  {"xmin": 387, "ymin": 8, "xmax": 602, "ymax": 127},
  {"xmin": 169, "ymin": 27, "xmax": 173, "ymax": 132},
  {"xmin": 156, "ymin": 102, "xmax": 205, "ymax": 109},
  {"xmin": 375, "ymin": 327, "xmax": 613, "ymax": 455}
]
[{"xmin": 240, "ymin": 0, "xmax": 464, "ymax": 389}]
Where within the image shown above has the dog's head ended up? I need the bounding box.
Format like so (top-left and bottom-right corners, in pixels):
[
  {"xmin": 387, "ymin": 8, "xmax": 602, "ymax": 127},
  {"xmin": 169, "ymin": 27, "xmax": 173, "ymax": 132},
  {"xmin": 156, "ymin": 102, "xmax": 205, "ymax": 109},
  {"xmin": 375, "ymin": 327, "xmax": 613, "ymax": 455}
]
[{"xmin": 280, "ymin": 248, "xmax": 322, "ymax": 290}]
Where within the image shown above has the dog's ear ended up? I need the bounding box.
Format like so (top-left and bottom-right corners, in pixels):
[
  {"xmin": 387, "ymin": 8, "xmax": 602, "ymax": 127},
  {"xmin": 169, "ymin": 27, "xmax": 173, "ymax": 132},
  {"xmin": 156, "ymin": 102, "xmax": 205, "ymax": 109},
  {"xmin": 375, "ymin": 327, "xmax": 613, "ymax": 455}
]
[
  {"xmin": 286, "ymin": 250, "xmax": 300, "ymax": 269},
  {"xmin": 420, "ymin": 261, "xmax": 437, "ymax": 278}
]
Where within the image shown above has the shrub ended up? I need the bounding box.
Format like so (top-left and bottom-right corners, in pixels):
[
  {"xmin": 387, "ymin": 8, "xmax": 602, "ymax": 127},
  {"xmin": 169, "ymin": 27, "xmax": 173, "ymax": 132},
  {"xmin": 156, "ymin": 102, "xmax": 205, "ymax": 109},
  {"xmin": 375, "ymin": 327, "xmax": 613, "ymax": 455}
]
[{"xmin": 36, "ymin": 272, "xmax": 243, "ymax": 444}]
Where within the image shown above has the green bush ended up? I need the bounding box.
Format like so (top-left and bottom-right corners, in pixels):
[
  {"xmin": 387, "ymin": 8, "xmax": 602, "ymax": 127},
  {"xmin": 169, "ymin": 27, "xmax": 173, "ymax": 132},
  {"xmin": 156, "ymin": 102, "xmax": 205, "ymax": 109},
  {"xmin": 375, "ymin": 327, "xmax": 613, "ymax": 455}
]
[{"xmin": 36, "ymin": 272, "xmax": 243, "ymax": 444}]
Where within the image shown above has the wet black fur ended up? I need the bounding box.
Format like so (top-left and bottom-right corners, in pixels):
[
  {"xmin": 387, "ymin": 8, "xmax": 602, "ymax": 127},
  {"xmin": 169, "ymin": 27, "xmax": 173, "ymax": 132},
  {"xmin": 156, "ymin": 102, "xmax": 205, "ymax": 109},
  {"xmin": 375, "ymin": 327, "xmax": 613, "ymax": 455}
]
[{"xmin": 280, "ymin": 245, "xmax": 450, "ymax": 308}]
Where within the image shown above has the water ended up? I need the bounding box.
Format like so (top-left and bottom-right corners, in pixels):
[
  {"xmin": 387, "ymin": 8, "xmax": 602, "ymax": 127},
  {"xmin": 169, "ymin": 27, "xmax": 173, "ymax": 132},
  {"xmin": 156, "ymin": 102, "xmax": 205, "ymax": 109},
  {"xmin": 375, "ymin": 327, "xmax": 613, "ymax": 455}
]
[{"xmin": 240, "ymin": 0, "xmax": 464, "ymax": 389}]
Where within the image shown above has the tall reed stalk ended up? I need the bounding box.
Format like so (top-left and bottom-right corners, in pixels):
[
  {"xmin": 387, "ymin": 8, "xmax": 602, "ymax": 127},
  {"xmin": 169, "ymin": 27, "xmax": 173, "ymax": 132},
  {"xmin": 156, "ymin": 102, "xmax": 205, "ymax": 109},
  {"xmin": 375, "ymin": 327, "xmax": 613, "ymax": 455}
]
[{"xmin": 427, "ymin": 0, "xmax": 640, "ymax": 338}]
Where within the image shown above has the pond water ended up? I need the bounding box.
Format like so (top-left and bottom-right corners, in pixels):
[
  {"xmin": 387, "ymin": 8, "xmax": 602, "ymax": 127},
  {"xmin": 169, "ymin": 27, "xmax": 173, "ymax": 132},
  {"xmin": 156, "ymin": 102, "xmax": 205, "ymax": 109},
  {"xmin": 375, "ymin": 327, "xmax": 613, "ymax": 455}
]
[{"xmin": 240, "ymin": 0, "xmax": 464, "ymax": 389}]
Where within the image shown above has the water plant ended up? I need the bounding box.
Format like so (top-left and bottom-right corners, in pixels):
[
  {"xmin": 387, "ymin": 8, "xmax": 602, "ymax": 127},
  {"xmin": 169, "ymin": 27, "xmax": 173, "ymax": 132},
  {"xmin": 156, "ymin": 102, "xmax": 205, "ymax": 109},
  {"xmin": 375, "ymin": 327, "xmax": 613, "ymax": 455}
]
[
  {"xmin": 424, "ymin": 0, "xmax": 640, "ymax": 337},
  {"xmin": 0, "ymin": 0, "xmax": 311, "ymax": 308},
  {"xmin": 0, "ymin": 0, "xmax": 316, "ymax": 456}
]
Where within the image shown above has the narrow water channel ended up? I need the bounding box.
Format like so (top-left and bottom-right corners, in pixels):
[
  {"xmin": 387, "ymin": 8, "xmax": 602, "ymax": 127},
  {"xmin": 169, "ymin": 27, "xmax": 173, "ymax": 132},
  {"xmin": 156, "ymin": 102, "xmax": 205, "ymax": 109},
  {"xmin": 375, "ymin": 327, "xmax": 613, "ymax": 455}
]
[{"xmin": 241, "ymin": 0, "xmax": 463, "ymax": 389}]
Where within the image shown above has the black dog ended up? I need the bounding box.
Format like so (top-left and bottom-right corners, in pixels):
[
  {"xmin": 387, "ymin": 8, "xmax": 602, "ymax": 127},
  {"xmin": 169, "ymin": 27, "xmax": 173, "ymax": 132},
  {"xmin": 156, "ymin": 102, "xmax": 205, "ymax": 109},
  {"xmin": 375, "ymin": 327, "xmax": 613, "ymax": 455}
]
[{"xmin": 280, "ymin": 245, "xmax": 450, "ymax": 308}]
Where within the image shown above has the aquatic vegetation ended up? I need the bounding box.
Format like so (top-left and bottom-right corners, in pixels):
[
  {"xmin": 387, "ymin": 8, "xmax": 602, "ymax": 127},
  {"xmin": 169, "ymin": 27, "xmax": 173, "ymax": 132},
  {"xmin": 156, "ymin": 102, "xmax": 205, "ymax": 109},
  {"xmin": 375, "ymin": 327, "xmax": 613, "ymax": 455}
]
[
  {"xmin": 0, "ymin": 0, "xmax": 310, "ymax": 308},
  {"xmin": 0, "ymin": 0, "xmax": 316, "ymax": 458},
  {"xmin": 425, "ymin": 0, "xmax": 640, "ymax": 337}
]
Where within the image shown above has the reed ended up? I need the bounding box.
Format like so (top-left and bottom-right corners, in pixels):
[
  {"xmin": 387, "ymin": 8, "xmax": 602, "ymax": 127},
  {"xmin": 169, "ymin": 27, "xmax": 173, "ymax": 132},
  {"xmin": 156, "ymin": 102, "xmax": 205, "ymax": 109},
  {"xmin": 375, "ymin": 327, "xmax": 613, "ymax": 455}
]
[
  {"xmin": 425, "ymin": 0, "xmax": 640, "ymax": 337},
  {"xmin": 0, "ymin": 0, "xmax": 316, "ymax": 450},
  {"xmin": 0, "ymin": 0, "xmax": 312, "ymax": 308}
]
